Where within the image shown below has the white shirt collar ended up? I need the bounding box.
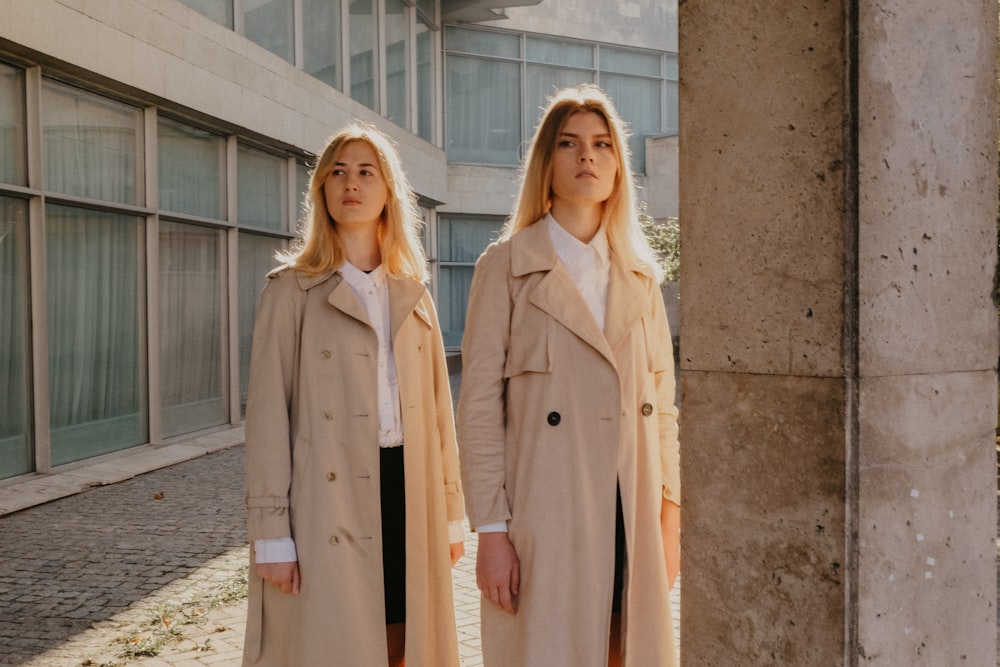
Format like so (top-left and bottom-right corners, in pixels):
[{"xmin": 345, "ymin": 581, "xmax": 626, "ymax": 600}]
[
  {"xmin": 545, "ymin": 212, "xmax": 610, "ymax": 269},
  {"xmin": 339, "ymin": 260, "xmax": 386, "ymax": 289}
]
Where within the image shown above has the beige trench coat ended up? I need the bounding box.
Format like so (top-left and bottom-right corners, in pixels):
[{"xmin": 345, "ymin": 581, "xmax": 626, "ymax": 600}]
[
  {"xmin": 242, "ymin": 267, "xmax": 464, "ymax": 666},
  {"xmin": 457, "ymin": 220, "xmax": 680, "ymax": 667}
]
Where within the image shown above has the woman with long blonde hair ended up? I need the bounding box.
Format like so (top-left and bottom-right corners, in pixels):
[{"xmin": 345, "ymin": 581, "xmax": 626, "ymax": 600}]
[
  {"xmin": 458, "ymin": 85, "xmax": 680, "ymax": 666},
  {"xmin": 244, "ymin": 123, "xmax": 465, "ymax": 667}
]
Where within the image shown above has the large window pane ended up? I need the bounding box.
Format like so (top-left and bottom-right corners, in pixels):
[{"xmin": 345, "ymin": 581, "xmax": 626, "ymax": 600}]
[
  {"xmin": 350, "ymin": 0, "xmax": 377, "ymax": 111},
  {"xmin": 46, "ymin": 204, "xmax": 146, "ymax": 465},
  {"xmin": 0, "ymin": 64, "xmax": 26, "ymax": 187},
  {"xmin": 526, "ymin": 36, "xmax": 593, "ymax": 68},
  {"xmin": 238, "ymin": 145, "xmax": 286, "ymax": 231},
  {"xmin": 445, "ymin": 25, "xmax": 519, "ymax": 58},
  {"xmin": 160, "ymin": 221, "xmax": 227, "ymax": 438},
  {"xmin": 386, "ymin": 0, "xmax": 410, "ymax": 129},
  {"xmin": 238, "ymin": 232, "xmax": 285, "ymax": 413},
  {"xmin": 416, "ymin": 17, "xmax": 434, "ymax": 142},
  {"xmin": 446, "ymin": 56, "xmax": 520, "ymax": 165},
  {"xmin": 178, "ymin": 0, "xmax": 234, "ymax": 28},
  {"xmin": 158, "ymin": 117, "xmax": 226, "ymax": 219},
  {"xmin": 438, "ymin": 215, "xmax": 502, "ymax": 347},
  {"xmin": 602, "ymin": 75, "xmax": 661, "ymax": 173},
  {"xmin": 245, "ymin": 0, "xmax": 294, "ymax": 62},
  {"xmin": 601, "ymin": 46, "xmax": 661, "ymax": 77},
  {"xmin": 42, "ymin": 80, "xmax": 142, "ymax": 205},
  {"xmin": 303, "ymin": 0, "xmax": 343, "ymax": 89},
  {"xmin": 526, "ymin": 65, "xmax": 592, "ymax": 134},
  {"xmin": 0, "ymin": 197, "xmax": 31, "ymax": 478}
]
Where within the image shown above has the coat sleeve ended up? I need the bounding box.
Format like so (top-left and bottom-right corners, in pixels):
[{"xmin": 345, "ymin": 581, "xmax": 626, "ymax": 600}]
[
  {"xmin": 646, "ymin": 280, "xmax": 681, "ymax": 506},
  {"xmin": 456, "ymin": 242, "xmax": 513, "ymax": 528},
  {"xmin": 244, "ymin": 270, "xmax": 303, "ymax": 543},
  {"xmin": 423, "ymin": 292, "xmax": 466, "ymax": 524}
]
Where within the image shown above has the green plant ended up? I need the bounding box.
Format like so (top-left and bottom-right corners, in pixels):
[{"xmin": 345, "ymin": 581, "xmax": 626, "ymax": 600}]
[{"xmin": 640, "ymin": 211, "xmax": 680, "ymax": 285}]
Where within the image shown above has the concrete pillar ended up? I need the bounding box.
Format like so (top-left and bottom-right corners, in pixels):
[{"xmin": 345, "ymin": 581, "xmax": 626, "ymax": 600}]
[{"xmin": 678, "ymin": 2, "xmax": 997, "ymax": 665}]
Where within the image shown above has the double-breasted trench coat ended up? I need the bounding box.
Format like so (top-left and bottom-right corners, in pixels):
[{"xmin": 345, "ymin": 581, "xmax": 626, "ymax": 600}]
[
  {"xmin": 457, "ymin": 220, "xmax": 680, "ymax": 667},
  {"xmin": 242, "ymin": 266, "xmax": 464, "ymax": 666}
]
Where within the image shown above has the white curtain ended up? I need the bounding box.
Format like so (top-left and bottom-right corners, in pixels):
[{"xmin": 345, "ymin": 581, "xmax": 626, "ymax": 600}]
[
  {"xmin": 46, "ymin": 205, "xmax": 145, "ymax": 466},
  {"xmin": 0, "ymin": 198, "xmax": 31, "ymax": 478},
  {"xmin": 238, "ymin": 232, "xmax": 285, "ymax": 412},
  {"xmin": 159, "ymin": 221, "xmax": 227, "ymax": 438}
]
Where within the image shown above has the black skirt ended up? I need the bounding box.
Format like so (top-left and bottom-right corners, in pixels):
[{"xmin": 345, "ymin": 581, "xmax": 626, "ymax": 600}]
[
  {"xmin": 380, "ymin": 445, "xmax": 406, "ymax": 624},
  {"xmin": 612, "ymin": 484, "xmax": 625, "ymax": 614}
]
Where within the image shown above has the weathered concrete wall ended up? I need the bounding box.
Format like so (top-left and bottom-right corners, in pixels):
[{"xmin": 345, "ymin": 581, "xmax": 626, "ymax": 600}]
[{"xmin": 679, "ymin": 0, "xmax": 997, "ymax": 664}]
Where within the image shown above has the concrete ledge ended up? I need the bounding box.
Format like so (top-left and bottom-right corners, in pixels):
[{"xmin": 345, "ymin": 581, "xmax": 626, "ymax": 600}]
[{"xmin": 0, "ymin": 425, "xmax": 246, "ymax": 516}]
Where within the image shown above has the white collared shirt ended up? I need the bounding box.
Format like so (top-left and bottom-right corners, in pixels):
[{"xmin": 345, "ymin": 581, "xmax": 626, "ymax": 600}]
[
  {"xmin": 338, "ymin": 261, "xmax": 403, "ymax": 448},
  {"xmin": 475, "ymin": 214, "xmax": 611, "ymax": 534},
  {"xmin": 545, "ymin": 212, "xmax": 611, "ymax": 331}
]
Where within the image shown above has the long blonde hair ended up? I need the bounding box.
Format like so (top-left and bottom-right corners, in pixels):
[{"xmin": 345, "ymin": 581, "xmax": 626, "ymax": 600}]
[
  {"xmin": 279, "ymin": 123, "xmax": 428, "ymax": 282},
  {"xmin": 502, "ymin": 84, "xmax": 660, "ymax": 281}
]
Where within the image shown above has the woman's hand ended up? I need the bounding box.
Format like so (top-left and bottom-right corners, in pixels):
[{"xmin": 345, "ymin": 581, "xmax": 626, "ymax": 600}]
[
  {"xmin": 450, "ymin": 541, "xmax": 465, "ymax": 566},
  {"xmin": 255, "ymin": 561, "xmax": 301, "ymax": 595},
  {"xmin": 476, "ymin": 532, "xmax": 520, "ymax": 614},
  {"xmin": 661, "ymin": 499, "xmax": 681, "ymax": 590}
]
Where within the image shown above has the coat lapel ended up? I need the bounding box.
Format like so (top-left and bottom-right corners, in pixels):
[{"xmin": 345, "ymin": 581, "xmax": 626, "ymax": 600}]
[
  {"xmin": 512, "ymin": 222, "xmax": 616, "ymax": 366},
  {"xmin": 319, "ymin": 271, "xmax": 373, "ymax": 327},
  {"xmin": 604, "ymin": 254, "xmax": 649, "ymax": 354},
  {"xmin": 387, "ymin": 275, "xmax": 428, "ymax": 342}
]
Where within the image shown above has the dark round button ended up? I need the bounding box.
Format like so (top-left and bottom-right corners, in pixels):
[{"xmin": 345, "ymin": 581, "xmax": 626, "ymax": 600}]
[
  {"xmin": 546, "ymin": 411, "xmax": 561, "ymax": 426},
  {"xmin": 641, "ymin": 403, "xmax": 653, "ymax": 416}
]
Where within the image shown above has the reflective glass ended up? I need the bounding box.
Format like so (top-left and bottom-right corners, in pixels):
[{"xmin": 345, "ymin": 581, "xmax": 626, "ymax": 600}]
[
  {"xmin": 238, "ymin": 145, "xmax": 286, "ymax": 231},
  {"xmin": 386, "ymin": 0, "xmax": 410, "ymax": 129},
  {"xmin": 526, "ymin": 36, "xmax": 593, "ymax": 68},
  {"xmin": 349, "ymin": 0, "xmax": 377, "ymax": 110},
  {"xmin": 0, "ymin": 63, "xmax": 26, "ymax": 186},
  {"xmin": 600, "ymin": 46, "xmax": 661, "ymax": 77},
  {"xmin": 446, "ymin": 56, "xmax": 520, "ymax": 165},
  {"xmin": 0, "ymin": 196, "xmax": 31, "ymax": 478},
  {"xmin": 303, "ymin": 0, "xmax": 343, "ymax": 88},
  {"xmin": 437, "ymin": 215, "xmax": 503, "ymax": 347},
  {"xmin": 526, "ymin": 64, "xmax": 592, "ymax": 134},
  {"xmin": 245, "ymin": 0, "xmax": 294, "ymax": 62},
  {"xmin": 42, "ymin": 80, "xmax": 142, "ymax": 205},
  {"xmin": 158, "ymin": 117, "xmax": 226, "ymax": 219},
  {"xmin": 159, "ymin": 221, "xmax": 227, "ymax": 438},
  {"xmin": 46, "ymin": 204, "xmax": 146, "ymax": 465},
  {"xmin": 416, "ymin": 18, "xmax": 434, "ymax": 142},
  {"xmin": 238, "ymin": 232, "xmax": 285, "ymax": 413},
  {"xmin": 602, "ymin": 74, "xmax": 661, "ymax": 173},
  {"xmin": 445, "ymin": 25, "xmax": 519, "ymax": 59},
  {"xmin": 177, "ymin": 0, "xmax": 234, "ymax": 28}
]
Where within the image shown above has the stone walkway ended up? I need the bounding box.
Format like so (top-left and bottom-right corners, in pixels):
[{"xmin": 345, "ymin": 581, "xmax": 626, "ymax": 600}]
[{"xmin": 0, "ymin": 445, "xmax": 679, "ymax": 667}]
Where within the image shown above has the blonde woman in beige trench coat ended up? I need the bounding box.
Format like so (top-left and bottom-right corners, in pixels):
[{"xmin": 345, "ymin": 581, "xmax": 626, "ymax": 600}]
[
  {"xmin": 457, "ymin": 85, "xmax": 681, "ymax": 667},
  {"xmin": 243, "ymin": 125, "xmax": 465, "ymax": 667}
]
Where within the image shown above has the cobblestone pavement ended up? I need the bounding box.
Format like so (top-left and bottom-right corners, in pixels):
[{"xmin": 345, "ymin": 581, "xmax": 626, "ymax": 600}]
[{"xmin": 0, "ymin": 444, "xmax": 684, "ymax": 667}]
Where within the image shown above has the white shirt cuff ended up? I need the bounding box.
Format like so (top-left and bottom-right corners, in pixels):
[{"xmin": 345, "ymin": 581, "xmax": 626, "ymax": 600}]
[
  {"xmin": 475, "ymin": 520, "xmax": 508, "ymax": 533},
  {"xmin": 448, "ymin": 520, "xmax": 465, "ymax": 543},
  {"xmin": 254, "ymin": 537, "xmax": 298, "ymax": 563}
]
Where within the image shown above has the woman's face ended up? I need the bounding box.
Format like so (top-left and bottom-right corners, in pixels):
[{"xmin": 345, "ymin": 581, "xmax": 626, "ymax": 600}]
[
  {"xmin": 322, "ymin": 140, "xmax": 389, "ymax": 231},
  {"xmin": 549, "ymin": 111, "xmax": 618, "ymax": 208}
]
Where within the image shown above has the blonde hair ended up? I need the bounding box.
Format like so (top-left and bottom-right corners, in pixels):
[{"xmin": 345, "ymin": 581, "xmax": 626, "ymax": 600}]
[
  {"xmin": 502, "ymin": 84, "xmax": 660, "ymax": 281},
  {"xmin": 278, "ymin": 123, "xmax": 428, "ymax": 282}
]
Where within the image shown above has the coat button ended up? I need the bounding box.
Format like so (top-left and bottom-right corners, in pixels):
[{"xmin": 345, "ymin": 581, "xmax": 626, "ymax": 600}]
[
  {"xmin": 641, "ymin": 403, "xmax": 654, "ymax": 416},
  {"xmin": 547, "ymin": 411, "xmax": 561, "ymax": 426},
  {"xmin": 326, "ymin": 472, "xmax": 336, "ymax": 481},
  {"xmin": 323, "ymin": 410, "xmax": 334, "ymax": 421},
  {"xmin": 329, "ymin": 535, "xmax": 339, "ymax": 545},
  {"xmin": 320, "ymin": 349, "xmax": 331, "ymax": 359}
]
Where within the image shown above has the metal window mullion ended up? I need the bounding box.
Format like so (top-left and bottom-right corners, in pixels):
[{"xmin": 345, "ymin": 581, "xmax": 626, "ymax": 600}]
[
  {"xmin": 227, "ymin": 136, "xmax": 241, "ymax": 424},
  {"xmin": 144, "ymin": 107, "xmax": 161, "ymax": 446},
  {"xmin": 233, "ymin": 0, "xmax": 245, "ymax": 35},
  {"xmin": 341, "ymin": 0, "xmax": 351, "ymax": 98},
  {"xmin": 408, "ymin": 2, "xmax": 417, "ymax": 133},
  {"xmin": 24, "ymin": 65, "xmax": 50, "ymax": 473},
  {"xmin": 377, "ymin": 0, "xmax": 387, "ymax": 117},
  {"xmin": 293, "ymin": 0, "xmax": 304, "ymax": 68}
]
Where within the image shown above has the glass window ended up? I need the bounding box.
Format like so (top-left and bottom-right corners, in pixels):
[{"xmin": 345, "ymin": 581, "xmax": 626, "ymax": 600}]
[
  {"xmin": 600, "ymin": 46, "xmax": 661, "ymax": 77},
  {"xmin": 416, "ymin": 16, "xmax": 434, "ymax": 142},
  {"xmin": 238, "ymin": 145, "xmax": 286, "ymax": 231},
  {"xmin": 303, "ymin": 0, "xmax": 343, "ymax": 89},
  {"xmin": 416, "ymin": 0, "xmax": 434, "ymax": 22},
  {"xmin": 445, "ymin": 26, "xmax": 519, "ymax": 59},
  {"xmin": 159, "ymin": 221, "xmax": 227, "ymax": 438},
  {"xmin": 0, "ymin": 196, "xmax": 31, "ymax": 479},
  {"xmin": 386, "ymin": 0, "xmax": 410, "ymax": 129},
  {"xmin": 602, "ymin": 74, "xmax": 661, "ymax": 173},
  {"xmin": 238, "ymin": 232, "xmax": 285, "ymax": 413},
  {"xmin": 446, "ymin": 56, "xmax": 520, "ymax": 165},
  {"xmin": 244, "ymin": 0, "xmax": 294, "ymax": 62},
  {"xmin": 525, "ymin": 65, "xmax": 593, "ymax": 134},
  {"xmin": 437, "ymin": 215, "xmax": 503, "ymax": 347},
  {"xmin": 42, "ymin": 80, "xmax": 142, "ymax": 206},
  {"xmin": 0, "ymin": 63, "xmax": 26, "ymax": 187},
  {"xmin": 177, "ymin": 0, "xmax": 234, "ymax": 28},
  {"xmin": 349, "ymin": 0, "xmax": 377, "ymax": 111},
  {"xmin": 296, "ymin": 160, "xmax": 311, "ymax": 216},
  {"xmin": 46, "ymin": 204, "xmax": 146, "ymax": 465},
  {"xmin": 526, "ymin": 36, "xmax": 593, "ymax": 68},
  {"xmin": 158, "ymin": 117, "xmax": 226, "ymax": 219}
]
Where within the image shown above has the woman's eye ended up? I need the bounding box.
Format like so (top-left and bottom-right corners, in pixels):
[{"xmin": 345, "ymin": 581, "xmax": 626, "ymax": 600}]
[{"xmin": 558, "ymin": 140, "xmax": 576, "ymax": 148}]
